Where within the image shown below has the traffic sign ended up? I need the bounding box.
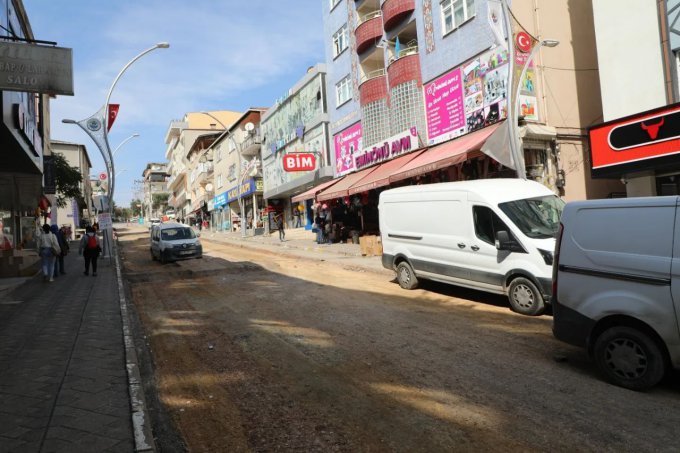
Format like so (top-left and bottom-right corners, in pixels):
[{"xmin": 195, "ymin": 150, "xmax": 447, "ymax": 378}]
[{"xmin": 99, "ymin": 172, "xmax": 107, "ymax": 181}]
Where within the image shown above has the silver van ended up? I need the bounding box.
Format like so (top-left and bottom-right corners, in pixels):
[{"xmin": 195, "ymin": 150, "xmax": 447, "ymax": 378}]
[
  {"xmin": 552, "ymin": 196, "xmax": 680, "ymax": 390},
  {"xmin": 150, "ymin": 222, "xmax": 203, "ymax": 263}
]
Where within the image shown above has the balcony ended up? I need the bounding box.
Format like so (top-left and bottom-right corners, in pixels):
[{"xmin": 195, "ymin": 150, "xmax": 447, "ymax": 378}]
[
  {"xmin": 387, "ymin": 50, "xmax": 421, "ymax": 89},
  {"xmin": 382, "ymin": 0, "xmax": 415, "ymax": 31},
  {"xmin": 359, "ymin": 69, "xmax": 388, "ymax": 107},
  {"xmin": 355, "ymin": 11, "xmax": 383, "ymax": 54},
  {"xmin": 240, "ymin": 133, "xmax": 262, "ymax": 156}
]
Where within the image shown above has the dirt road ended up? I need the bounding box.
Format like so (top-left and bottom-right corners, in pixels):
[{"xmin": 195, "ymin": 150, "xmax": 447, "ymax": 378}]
[{"xmin": 117, "ymin": 227, "xmax": 680, "ymax": 452}]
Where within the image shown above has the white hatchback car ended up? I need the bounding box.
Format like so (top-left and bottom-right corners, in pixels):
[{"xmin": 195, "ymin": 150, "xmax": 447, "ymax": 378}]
[{"xmin": 150, "ymin": 222, "xmax": 202, "ymax": 263}]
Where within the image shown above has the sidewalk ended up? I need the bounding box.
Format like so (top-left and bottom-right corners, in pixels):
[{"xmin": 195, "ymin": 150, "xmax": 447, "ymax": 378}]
[
  {"xmin": 200, "ymin": 226, "xmax": 391, "ymax": 276},
  {"xmin": 0, "ymin": 245, "xmax": 150, "ymax": 452}
]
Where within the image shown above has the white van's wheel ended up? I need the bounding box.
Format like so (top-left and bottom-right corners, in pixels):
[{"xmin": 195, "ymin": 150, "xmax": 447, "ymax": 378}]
[
  {"xmin": 507, "ymin": 277, "xmax": 545, "ymax": 316},
  {"xmin": 593, "ymin": 326, "xmax": 666, "ymax": 391},
  {"xmin": 396, "ymin": 262, "xmax": 418, "ymax": 290},
  {"xmin": 150, "ymin": 249, "xmax": 157, "ymax": 261}
]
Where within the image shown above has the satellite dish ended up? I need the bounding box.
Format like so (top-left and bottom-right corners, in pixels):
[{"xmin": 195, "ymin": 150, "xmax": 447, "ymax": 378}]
[
  {"xmin": 205, "ymin": 183, "xmax": 214, "ymax": 192},
  {"xmin": 245, "ymin": 122, "xmax": 255, "ymax": 132}
]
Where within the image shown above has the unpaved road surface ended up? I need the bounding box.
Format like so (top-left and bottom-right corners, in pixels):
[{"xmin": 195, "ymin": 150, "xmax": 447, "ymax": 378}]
[{"xmin": 117, "ymin": 227, "xmax": 680, "ymax": 452}]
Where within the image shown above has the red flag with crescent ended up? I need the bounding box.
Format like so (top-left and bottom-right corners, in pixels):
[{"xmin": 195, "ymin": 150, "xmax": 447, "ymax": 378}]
[{"xmin": 107, "ymin": 104, "xmax": 120, "ymax": 131}]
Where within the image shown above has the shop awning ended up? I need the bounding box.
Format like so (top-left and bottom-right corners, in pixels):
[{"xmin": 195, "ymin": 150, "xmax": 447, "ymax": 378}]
[
  {"xmin": 389, "ymin": 123, "xmax": 502, "ymax": 183},
  {"xmin": 291, "ymin": 178, "xmax": 342, "ymax": 203},
  {"xmin": 347, "ymin": 150, "xmax": 426, "ymax": 196},
  {"xmin": 316, "ymin": 166, "xmax": 378, "ymax": 201}
]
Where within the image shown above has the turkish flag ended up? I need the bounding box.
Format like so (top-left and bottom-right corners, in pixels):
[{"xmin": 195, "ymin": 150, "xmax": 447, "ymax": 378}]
[{"xmin": 107, "ymin": 104, "xmax": 120, "ymax": 131}]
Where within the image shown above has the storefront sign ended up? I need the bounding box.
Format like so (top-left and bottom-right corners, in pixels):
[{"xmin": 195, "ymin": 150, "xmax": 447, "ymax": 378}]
[
  {"xmin": 14, "ymin": 103, "xmax": 42, "ymax": 154},
  {"xmin": 424, "ymin": 67, "xmax": 465, "ymax": 145},
  {"xmin": 355, "ymin": 127, "xmax": 418, "ymax": 170},
  {"xmin": 589, "ymin": 102, "xmax": 680, "ymax": 177},
  {"xmin": 213, "ymin": 192, "xmax": 227, "ymax": 208},
  {"xmin": 0, "ymin": 42, "xmax": 73, "ymax": 95},
  {"xmin": 43, "ymin": 155, "xmax": 55, "ymax": 194},
  {"xmin": 283, "ymin": 153, "xmax": 316, "ymax": 172},
  {"xmin": 226, "ymin": 178, "xmax": 260, "ymax": 203},
  {"xmin": 334, "ymin": 122, "xmax": 362, "ymax": 177}
]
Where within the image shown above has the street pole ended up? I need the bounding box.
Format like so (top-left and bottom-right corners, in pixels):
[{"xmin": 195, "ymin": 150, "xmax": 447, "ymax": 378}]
[
  {"xmin": 112, "ymin": 133, "xmax": 140, "ymax": 158},
  {"xmin": 501, "ymin": 0, "xmax": 523, "ymax": 179}
]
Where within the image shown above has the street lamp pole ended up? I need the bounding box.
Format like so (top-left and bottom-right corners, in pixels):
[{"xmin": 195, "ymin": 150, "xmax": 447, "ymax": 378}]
[{"xmin": 112, "ymin": 133, "xmax": 140, "ymax": 158}]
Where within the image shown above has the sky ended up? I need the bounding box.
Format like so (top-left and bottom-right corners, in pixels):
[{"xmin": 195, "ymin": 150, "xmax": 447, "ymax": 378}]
[{"xmin": 22, "ymin": 0, "xmax": 326, "ymax": 207}]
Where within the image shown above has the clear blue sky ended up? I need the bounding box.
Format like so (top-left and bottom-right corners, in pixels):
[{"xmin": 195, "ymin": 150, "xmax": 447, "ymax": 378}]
[{"xmin": 23, "ymin": 0, "xmax": 325, "ymax": 207}]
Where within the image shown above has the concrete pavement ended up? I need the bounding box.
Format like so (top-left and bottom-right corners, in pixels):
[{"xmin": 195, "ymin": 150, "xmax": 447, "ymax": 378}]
[{"xmin": 0, "ymin": 244, "xmax": 152, "ymax": 453}]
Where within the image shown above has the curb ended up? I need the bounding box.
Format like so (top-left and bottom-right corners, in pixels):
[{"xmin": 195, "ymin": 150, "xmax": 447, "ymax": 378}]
[{"xmin": 113, "ymin": 241, "xmax": 156, "ymax": 452}]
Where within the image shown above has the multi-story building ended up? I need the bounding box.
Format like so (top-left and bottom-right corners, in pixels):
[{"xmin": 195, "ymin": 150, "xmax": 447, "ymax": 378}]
[
  {"xmin": 50, "ymin": 140, "xmax": 93, "ymax": 233},
  {"xmin": 587, "ymin": 1, "xmax": 680, "ymax": 197},
  {"xmin": 164, "ymin": 111, "xmax": 240, "ymax": 223},
  {"xmin": 0, "ymin": 0, "xmax": 54, "ymax": 276},
  {"xmin": 211, "ymin": 108, "xmax": 267, "ymax": 233},
  {"xmin": 141, "ymin": 163, "xmax": 169, "ymax": 220},
  {"xmin": 314, "ymin": 0, "xmax": 622, "ymax": 218},
  {"xmin": 261, "ymin": 64, "xmax": 333, "ymax": 228}
]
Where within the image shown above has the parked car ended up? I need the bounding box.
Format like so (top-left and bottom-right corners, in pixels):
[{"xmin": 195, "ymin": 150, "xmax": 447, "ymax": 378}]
[
  {"xmin": 552, "ymin": 196, "xmax": 680, "ymax": 390},
  {"xmin": 149, "ymin": 218, "xmax": 161, "ymax": 230},
  {"xmin": 379, "ymin": 179, "xmax": 564, "ymax": 315},
  {"xmin": 150, "ymin": 222, "xmax": 203, "ymax": 263}
]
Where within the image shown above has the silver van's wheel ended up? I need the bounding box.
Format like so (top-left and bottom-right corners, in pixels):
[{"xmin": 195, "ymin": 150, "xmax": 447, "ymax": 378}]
[
  {"xmin": 593, "ymin": 326, "xmax": 666, "ymax": 391},
  {"xmin": 396, "ymin": 261, "xmax": 418, "ymax": 290},
  {"xmin": 150, "ymin": 249, "xmax": 157, "ymax": 261},
  {"xmin": 507, "ymin": 277, "xmax": 545, "ymax": 316}
]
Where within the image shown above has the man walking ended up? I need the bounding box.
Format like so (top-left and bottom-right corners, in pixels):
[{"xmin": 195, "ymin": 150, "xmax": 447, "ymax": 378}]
[
  {"xmin": 276, "ymin": 213, "xmax": 285, "ymax": 242},
  {"xmin": 79, "ymin": 226, "xmax": 101, "ymax": 276}
]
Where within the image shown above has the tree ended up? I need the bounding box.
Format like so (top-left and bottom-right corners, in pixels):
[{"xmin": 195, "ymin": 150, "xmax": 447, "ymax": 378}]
[
  {"xmin": 54, "ymin": 153, "xmax": 83, "ymax": 208},
  {"xmin": 130, "ymin": 199, "xmax": 143, "ymax": 217},
  {"xmin": 152, "ymin": 193, "xmax": 169, "ymax": 214}
]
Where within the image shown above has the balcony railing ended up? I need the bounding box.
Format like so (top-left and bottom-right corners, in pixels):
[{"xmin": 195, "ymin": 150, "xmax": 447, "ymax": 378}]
[
  {"xmin": 388, "ymin": 43, "xmax": 419, "ymax": 64},
  {"xmin": 360, "ymin": 68, "xmax": 387, "ymax": 84},
  {"xmin": 357, "ymin": 10, "xmax": 382, "ymax": 26}
]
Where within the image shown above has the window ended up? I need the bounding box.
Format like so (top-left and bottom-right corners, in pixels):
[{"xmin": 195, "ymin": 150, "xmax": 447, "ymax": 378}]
[
  {"xmin": 473, "ymin": 205, "xmax": 511, "ymax": 245},
  {"xmin": 332, "ymin": 24, "xmax": 348, "ymax": 58},
  {"xmin": 215, "ymin": 145, "xmax": 222, "ymax": 162},
  {"xmin": 330, "ymin": 0, "xmax": 341, "ymax": 10},
  {"xmin": 217, "ymin": 174, "xmax": 223, "ymax": 188},
  {"xmin": 498, "ymin": 196, "xmax": 565, "ymax": 239},
  {"xmin": 336, "ymin": 75, "xmax": 352, "ymax": 106},
  {"xmin": 441, "ymin": 0, "xmax": 475, "ymax": 35}
]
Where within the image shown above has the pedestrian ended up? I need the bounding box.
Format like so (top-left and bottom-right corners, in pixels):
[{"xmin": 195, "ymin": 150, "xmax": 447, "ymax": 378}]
[
  {"xmin": 293, "ymin": 208, "xmax": 302, "ymax": 228},
  {"xmin": 314, "ymin": 212, "xmax": 325, "ymax": 244},
  {"xmin": 38, "ymin": 223, "xmax": 60, "ymax": 282},
  {"xmin": 276, "ymin": 213, "xmax": 285, "ymax": 241},
  {"xmin": 51, "ymin": 224, "xmax": 69, "ymax": 278},
  {"xmin": 79, "ymin": 226, "xmax": 101, "ymax": 276}
]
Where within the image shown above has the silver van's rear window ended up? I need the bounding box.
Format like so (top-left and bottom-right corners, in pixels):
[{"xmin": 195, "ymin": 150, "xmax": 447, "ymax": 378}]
[{"xmin": 161, "ymin": 227, "xmax": 196, "ymax": 241}]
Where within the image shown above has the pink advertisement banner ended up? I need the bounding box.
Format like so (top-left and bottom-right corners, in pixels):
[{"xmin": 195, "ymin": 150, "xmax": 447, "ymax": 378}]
[
  {"xmin": 333, "ymin": 121, "xmax": 362, "ymax": 177},
  {"xmin": 424, "ymin": 67, "xmax": 465, "ymax": 146}
]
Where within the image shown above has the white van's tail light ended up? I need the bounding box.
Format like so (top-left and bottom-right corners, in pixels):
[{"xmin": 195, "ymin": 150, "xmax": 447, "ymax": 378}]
[{"xmin": 552, "ymin": 222, "xmax": 564, "ymax": 297}]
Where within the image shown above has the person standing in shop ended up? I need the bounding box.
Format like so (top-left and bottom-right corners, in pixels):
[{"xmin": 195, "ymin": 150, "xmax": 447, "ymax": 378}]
[
  {"xmin": 79, "ymin": 226, "xmax": 101, "ymax": 276},
  {"xmin": 38, "ymin": 223, "xmax": 60, "ymax": 282}
]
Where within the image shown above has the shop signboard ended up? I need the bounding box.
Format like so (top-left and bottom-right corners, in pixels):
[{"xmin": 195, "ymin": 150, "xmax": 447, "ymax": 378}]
[
  {"xmin": 354, "ymin": 127, "xmax": 418, "ymax": 171},
  {"xmin": 333, "ymin": 122, "xmax": 362, "ymax": 177},
  {"xmin": 226, "ymin": 178, "xmax": 257, "ymax": 203},
  {"xmin": 424, "ymin": 46, "xmax": 512, "ymax": 146},
  {"xmin": 213, "ymin": 192, "xmax": 227, "ymax": 208},
  {"xmin": 589, "ymin": 102, "xmax": 680, "ymax": 177},
  {"xmin": 283, "ymin": 153, "xmax": 316, "ymax": 172},
  {"xmin": 43, "ymin": 154, "xmax": 55, "ymax": 194},
  {"xmin": 0, "ymin": 42, "xmax": 74, "ymax": 95}
]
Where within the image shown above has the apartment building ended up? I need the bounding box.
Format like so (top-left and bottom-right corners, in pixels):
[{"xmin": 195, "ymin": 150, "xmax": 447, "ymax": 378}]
[
  {"xmin": 141, "ymin": 163, "xmax": 169, "ymax": 220},
  {"xmin": 164, "ymin": 111, "xmax": 240, "ymax": 223},
  {"xmin": 314, "ymin": 0, "xmax": 622, "ymax": 210}
]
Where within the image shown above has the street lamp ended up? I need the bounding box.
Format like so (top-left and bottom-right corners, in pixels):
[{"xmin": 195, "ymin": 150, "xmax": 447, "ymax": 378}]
[{"xmin": 112, "ymin": 133, "xmax": 140, "ymax": 158}]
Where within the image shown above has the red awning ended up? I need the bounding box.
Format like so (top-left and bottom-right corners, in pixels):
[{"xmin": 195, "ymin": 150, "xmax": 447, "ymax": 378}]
[
  {"xmin": 316, "ymin": 166, "xmax": 378, "ymax": 201},
  {"xmin": 347, "ymin": 150, "xmax": 426, "ymax": 196},
  {"xmin": 291, "ymin": 178, "xmax": 341, "ymax": 203},
  {"xmin": 389, "ymin": 123, "xmax": 501, "ymax": 183}
]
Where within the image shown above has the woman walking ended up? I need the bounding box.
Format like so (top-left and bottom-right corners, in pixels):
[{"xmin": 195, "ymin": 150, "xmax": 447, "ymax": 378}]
[
  {"xmin": 38, "ymin": 224, "xmax": 60, "ymax": 282},
  {"xmin": 79, "ymin": 226, "xmax": 101, "ymax": 276}
]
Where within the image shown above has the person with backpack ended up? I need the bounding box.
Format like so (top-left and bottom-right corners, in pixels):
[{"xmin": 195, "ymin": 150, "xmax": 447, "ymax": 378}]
[{"xmin": 79, "ymin": 226, "xmax": 101, "ymax": 276}]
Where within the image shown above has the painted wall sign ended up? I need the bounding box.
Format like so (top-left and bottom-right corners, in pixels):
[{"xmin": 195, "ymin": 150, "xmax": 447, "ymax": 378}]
[
  {"xmin": 0, "ymin": 42, "xmax": 73, "ymax": 95},
  {"xmin": 354, "ymin": 127, "xmax": 418, "ymax": 170},
  {"xmin": 589, "ymin": 102, "xmax": 680, "ymax": 177},
  {"xmin": 283, "ymin": 153, "xmax": 316, "ymax": 172}
]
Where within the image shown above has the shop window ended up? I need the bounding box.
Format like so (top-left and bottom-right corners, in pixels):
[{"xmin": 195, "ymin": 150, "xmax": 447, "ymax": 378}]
[
  {"xmin": 333, "ymin": 24, "xmax": 349, "ymax": 58},
  {"xmin": 441, "ymin": 0, "xmax": 475, "ymax": 35},
  {"xmin": 336, "ymin": 75, "xmax": 352, "ymax": 106},
  {"xmin": 0, "ymin": 211, "xmax": 13, "ymax": 249},
  {"xmin": 473, "ymin": 205, "xmax": 510, "ymax": 245}
]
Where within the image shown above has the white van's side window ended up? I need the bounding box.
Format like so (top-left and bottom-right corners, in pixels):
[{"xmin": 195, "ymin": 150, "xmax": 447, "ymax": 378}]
[{"xmin": 473, "ymin": 206, "xmax": 512, "ymax": 245}]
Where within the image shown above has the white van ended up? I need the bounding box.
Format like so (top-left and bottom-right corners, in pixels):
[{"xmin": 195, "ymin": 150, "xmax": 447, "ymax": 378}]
[
  {"xmin": 150, "ymin": 222, "xmax": 203, "ymax": 263},
  {"xmin": 379, "ymin": 179, "xmax": 564, "ymax": 315},
  {"xmin": 552, "ymin": 196, "xmax": 680, "ymax": 390}
]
